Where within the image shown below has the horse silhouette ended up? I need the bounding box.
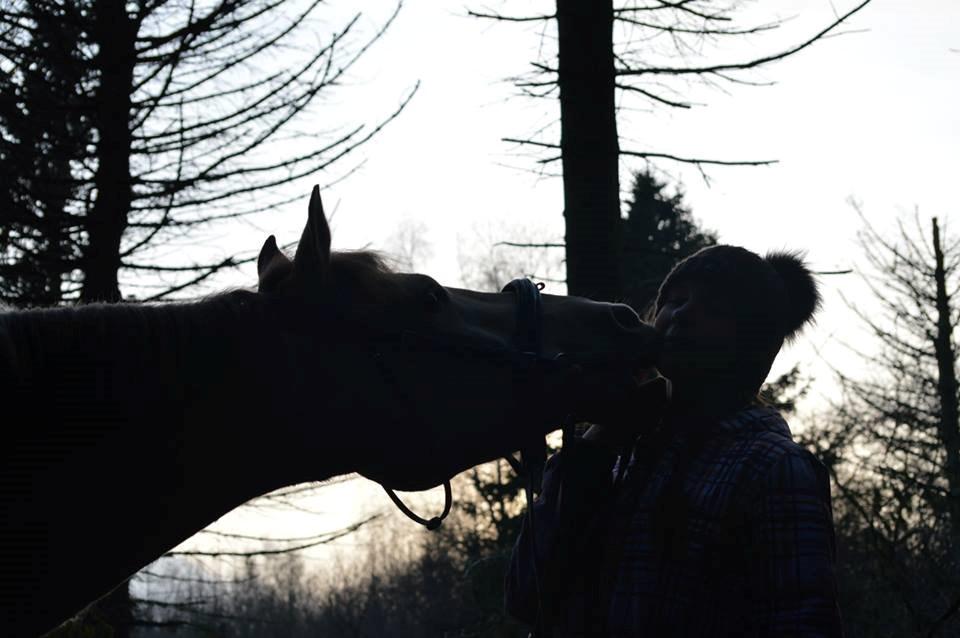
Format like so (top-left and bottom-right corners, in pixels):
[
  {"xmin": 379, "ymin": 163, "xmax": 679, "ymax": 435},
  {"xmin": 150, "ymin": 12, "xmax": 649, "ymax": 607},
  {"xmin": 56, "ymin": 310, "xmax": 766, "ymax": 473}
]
[{"xmin": 1, "ymin": 187, "xmax": 659, "ymax": 636}]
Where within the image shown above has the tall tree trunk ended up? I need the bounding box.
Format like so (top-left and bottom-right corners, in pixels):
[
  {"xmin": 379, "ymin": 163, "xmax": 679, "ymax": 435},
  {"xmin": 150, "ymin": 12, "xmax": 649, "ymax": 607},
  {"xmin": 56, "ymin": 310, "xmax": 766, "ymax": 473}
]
[
  {"xmin": 82, "ymin": 0, "xmax": 136, "ymax": 303},
  {"xmin": 931, "ymin": 216, "xmax": 960, "ymax": 553},
  {"xmin": 81, "ymin": 5, "xmax": 138, "ymax": 631},
  {"xmin": 556, "ymin": 0, "xmax": 621, "ymax": 301}
]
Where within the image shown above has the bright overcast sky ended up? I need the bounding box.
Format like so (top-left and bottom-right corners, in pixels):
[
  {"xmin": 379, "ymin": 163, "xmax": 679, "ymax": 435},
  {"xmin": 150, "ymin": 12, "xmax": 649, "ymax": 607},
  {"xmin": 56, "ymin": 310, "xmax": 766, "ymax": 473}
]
[{"xmin": 160, "ymin": 0, "xmax": 960, "ymax": 562}]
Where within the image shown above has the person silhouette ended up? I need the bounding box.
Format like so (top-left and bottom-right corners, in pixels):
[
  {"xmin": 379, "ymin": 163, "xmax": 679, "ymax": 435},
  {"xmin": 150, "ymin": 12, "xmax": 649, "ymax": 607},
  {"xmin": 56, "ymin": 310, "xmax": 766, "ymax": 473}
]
[{"xmin": 506, "ymin": 246, "xmax": 842, "ymax": 637}]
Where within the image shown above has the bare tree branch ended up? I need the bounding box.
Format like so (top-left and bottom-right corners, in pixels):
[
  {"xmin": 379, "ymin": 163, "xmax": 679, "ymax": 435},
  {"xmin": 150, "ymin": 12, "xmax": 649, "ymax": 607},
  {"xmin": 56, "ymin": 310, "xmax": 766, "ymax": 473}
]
[
  {"xmin": 616, "ymin": 0, "xmax": 872, "ymax": 77},
  {"xmin": 163, "ymin": 515, "xmax": 381, "ymax": 558}
]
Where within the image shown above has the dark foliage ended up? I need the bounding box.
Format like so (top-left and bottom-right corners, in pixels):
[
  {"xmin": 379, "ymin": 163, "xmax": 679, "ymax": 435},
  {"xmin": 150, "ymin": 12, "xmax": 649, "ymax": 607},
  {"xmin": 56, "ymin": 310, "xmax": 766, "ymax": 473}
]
[{"xmin": 0, "ymin": 2, "xmax": 91, "ymax": 305}]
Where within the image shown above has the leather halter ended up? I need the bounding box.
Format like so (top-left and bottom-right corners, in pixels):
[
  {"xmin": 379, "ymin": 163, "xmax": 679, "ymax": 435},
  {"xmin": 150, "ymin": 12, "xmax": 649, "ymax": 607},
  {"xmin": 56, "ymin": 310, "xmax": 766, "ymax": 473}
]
[
  {"xmin": 501, "ymin": 277, "xmax": 551, "ymax": 496},
  {"xmin": 377, "ymin": 278, "xmax": 556, "ymax": 530}
]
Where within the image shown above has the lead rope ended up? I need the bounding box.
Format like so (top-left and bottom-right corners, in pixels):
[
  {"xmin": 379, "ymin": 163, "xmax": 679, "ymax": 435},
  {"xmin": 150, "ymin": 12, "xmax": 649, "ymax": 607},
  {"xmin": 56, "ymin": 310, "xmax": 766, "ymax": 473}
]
[{"xmin": 381, "ymin": 481, "xmax": 452, "ymax": 531}]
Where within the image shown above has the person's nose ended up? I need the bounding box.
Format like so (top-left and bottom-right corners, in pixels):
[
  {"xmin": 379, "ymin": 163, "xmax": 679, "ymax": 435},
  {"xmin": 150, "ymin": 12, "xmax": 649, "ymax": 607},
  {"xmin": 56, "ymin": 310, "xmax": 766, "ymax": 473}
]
[{"xmin": 668, "ymin": 299, "xmax": 695, "ymax": 332}]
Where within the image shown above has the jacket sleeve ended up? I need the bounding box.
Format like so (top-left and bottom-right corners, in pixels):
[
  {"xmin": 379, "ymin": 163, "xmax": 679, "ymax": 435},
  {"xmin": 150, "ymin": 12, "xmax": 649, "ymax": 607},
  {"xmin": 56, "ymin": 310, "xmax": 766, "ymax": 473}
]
[
  {"xmin": 503, "ymin": 438, "xmax": 617, "ymax": 625},
  {"xmin": 746, "ymin": 449, "xmax": 843, "ymax": 637}
]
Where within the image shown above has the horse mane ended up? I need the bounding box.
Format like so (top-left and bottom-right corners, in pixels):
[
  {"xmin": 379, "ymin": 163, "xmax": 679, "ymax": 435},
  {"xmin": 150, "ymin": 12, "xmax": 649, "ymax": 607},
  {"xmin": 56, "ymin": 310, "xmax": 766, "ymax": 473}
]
[{"xmin": 0, "ymin": 249, "xmax": 401, "ymax": 381}]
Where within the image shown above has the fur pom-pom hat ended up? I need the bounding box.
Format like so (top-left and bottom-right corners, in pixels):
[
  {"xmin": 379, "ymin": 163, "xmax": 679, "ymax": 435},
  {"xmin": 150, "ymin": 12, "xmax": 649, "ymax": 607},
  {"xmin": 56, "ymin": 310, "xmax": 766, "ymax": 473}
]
[{"xmin": 763, "ymin": 250, "xmax": 823, "ymax": 341}]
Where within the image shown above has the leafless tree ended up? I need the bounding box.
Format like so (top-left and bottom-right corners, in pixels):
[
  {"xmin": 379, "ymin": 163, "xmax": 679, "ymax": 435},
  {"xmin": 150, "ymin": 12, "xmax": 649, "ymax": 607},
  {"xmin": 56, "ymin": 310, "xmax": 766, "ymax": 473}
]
[
  {"xmin": 383, "ymin": 218, "xmax": 434, "ymax": 273},
  {"xmin": 0, "ymin": 0, "xmax": 414, "ymax": 303},
  {"xmin": 801, "ymin": 206, "xmax": 960, "ymax": 636},
  {"xmin": 470, "ymin": 0, "xmax": 873, "ymax": 300},
  {"xmin": 457, "ymin": 220, "xmax": 566, "ymax": 293}
]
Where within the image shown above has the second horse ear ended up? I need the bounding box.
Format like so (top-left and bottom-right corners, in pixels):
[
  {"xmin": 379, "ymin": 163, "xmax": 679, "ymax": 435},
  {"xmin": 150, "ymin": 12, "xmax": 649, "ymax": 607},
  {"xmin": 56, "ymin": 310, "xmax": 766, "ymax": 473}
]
[
  {"xmin": 257, "ymin": 235, "xmax": 293, "ymax": 292},
  {"xmin": 293, "ymin": 185, "xmax": 332, "ymax": 287}
]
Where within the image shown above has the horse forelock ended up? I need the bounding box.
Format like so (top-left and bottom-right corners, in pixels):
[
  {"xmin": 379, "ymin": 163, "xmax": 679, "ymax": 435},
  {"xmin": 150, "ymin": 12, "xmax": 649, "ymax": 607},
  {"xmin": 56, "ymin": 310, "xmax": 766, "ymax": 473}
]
[
  {"xmin": 330, "ymin": 249, "xmax": 393, "ymax": 279},
  {"xmin": 328, "ymin": 250, "xmax": 405, "ymax": 303}
]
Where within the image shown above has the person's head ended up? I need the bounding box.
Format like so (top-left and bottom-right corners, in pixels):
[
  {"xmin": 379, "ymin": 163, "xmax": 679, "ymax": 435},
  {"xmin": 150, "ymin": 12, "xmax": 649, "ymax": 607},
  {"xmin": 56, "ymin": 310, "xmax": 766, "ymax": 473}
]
[{"xmin": 652, "ymin": 245, "xmax": 821, "ymax": 409}]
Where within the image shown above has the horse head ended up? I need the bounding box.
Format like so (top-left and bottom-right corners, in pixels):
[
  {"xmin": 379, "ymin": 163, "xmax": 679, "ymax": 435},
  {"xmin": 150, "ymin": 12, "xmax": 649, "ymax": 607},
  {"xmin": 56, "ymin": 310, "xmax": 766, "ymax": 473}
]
[{"xmin": 254, "ymin": 187, "xmax": 661, "ymax": 491}]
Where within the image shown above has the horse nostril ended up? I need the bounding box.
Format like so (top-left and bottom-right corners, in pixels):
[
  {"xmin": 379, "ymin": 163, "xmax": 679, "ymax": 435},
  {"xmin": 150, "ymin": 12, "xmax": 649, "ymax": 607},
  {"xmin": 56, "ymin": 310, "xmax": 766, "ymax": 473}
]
[{"xmin": 610, "ymin": 303, "xmax": 641, "ymax": 329}]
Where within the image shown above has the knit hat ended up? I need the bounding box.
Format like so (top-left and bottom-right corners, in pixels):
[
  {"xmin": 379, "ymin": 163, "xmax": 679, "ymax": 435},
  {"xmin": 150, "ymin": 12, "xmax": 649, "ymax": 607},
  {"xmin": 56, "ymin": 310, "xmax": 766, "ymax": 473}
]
[{"xmin": 654, "ymin": 245, "xmax": 821, "ymax": 393}]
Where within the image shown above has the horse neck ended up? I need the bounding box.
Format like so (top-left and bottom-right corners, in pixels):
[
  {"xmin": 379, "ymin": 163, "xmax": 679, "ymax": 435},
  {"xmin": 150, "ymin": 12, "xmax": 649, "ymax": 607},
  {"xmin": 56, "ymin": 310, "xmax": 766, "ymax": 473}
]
[
  {"xmin": 2, "ymin": 291, "xmax": 353, "ymax": 490},
  {"xmin": 0, "ymin": 292, "xmax": 361, "ymax": 636}
]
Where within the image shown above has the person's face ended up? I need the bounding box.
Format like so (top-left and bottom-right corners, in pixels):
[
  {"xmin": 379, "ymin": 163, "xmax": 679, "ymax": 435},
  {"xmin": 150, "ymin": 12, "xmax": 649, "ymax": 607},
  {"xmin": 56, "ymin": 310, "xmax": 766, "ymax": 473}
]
[{"xmin": 653, "ymin": 279, "xmax": 738, "ymax": 384}]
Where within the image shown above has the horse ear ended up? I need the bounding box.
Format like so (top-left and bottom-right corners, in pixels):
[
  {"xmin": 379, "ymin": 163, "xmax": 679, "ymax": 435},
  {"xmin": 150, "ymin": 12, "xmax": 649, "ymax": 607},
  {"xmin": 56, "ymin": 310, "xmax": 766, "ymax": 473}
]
[
  {"xmin": 294, "ymin": 185, "xmax": 332, "ymax": 285},
  {"xmin": 258, "ymin": 235, "xmax": 281, "ymax": 275},
  {"xmin": 257, "ymin": 235, "xmax": 293, "ymax": 292}
]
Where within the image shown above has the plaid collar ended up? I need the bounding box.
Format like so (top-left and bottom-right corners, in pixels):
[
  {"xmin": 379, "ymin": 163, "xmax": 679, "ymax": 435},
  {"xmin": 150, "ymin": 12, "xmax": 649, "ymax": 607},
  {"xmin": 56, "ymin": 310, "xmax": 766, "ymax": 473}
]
[{"xmin": 660, "ymin": 405, "xmax": 792, "ymax": 440}]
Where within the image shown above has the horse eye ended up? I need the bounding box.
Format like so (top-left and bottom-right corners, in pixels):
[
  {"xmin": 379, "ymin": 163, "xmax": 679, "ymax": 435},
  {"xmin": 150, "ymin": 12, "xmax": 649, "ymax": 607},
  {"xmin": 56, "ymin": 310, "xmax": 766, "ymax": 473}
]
[{"xmin": 424, "ymin": 289, "xmax": 443, "ymax": 313}]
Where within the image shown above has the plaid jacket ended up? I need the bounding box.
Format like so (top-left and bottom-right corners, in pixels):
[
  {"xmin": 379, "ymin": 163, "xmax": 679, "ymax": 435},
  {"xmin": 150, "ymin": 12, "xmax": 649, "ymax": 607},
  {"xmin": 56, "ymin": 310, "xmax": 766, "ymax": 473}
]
[{"xmin": 505, "ymin": 406, "xmax": 842, "ymax": 637}]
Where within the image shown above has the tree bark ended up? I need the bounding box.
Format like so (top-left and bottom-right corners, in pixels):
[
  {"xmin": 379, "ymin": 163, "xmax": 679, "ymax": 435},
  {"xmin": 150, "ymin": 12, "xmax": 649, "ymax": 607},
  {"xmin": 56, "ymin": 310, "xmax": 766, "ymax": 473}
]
[
  {"xmin": 931, "ymin": 217, "xmax": 960, "ymax": 552},
  {"xmin": 556, "ymin": 0, "xmax": 621, "ymax": 301},
  {"xmin": 81, "ymin": 0, "xmax": 136, "ymax": 303},
  {"xmin": 79, "ymin": 2, "xmax": 138, "ymax": 631}
]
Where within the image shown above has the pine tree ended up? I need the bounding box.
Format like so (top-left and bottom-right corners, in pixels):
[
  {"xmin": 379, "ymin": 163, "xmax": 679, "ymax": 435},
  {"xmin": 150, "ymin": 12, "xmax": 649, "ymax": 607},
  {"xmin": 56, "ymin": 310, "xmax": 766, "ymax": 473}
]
[
  {"xmin": 0, "ymin": 1, "xmax": 91, "ymax": 305},
  {"xmin": 620, "ymin": 168, "xmax": 717, "ymax": 314}
]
